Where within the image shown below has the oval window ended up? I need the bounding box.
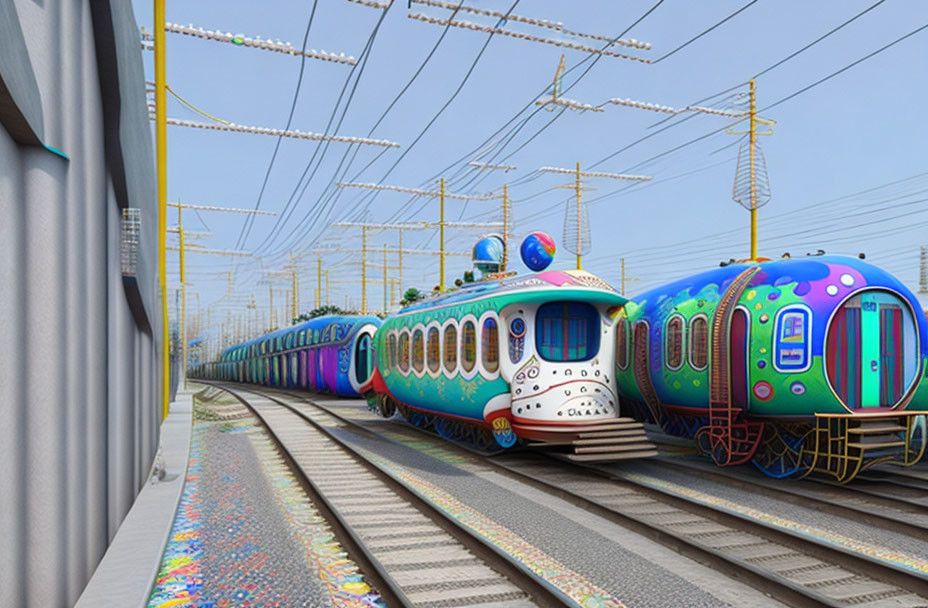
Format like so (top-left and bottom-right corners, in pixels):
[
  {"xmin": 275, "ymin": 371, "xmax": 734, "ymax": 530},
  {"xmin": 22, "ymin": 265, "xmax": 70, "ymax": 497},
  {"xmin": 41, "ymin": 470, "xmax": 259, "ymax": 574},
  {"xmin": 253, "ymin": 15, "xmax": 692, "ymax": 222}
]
[
  {"xmin": 412, "ymin": 329, "xmax": 424, "ymax": 373},
  {"xmin": 443, "ymin": 325, "xmax": 457, "ymax": 372},
  {"xmin": 398, "ymin": 332, "xmax": 410, "ymax": 373},
  {"xmin": 666, "ymin": 315, "xmax": 684, "ymax": 370},
  {"xmin": 482, "ymin": 317, "xmax": 499, "ymax": 373},
  {"xmin": 690, "ymin": 315, "xmax": 708, "ymax": 370}
]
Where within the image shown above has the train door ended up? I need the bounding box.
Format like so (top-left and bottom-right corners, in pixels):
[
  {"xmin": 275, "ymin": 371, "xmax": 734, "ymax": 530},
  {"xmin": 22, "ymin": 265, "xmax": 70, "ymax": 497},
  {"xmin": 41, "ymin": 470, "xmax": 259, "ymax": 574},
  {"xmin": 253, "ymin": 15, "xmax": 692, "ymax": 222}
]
[
  {"xmin": 730, "ymin": 308, "xmax": 750, "ymax": 409},
  {"xmin": 355, "ymin": 333, "xmax": 372, "ymax": 385},
  {"xmin": 827, "ymin": 291, "xmax": 915, "ymax": 408}
]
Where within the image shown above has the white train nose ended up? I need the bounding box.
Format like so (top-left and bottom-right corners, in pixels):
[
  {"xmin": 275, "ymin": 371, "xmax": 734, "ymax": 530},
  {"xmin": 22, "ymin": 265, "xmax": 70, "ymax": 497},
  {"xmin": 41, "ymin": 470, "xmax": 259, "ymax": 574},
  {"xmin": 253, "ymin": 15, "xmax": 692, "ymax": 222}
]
[{"xmin": 512, "ymin": 378, "xmax": 617, "ymax": 421}]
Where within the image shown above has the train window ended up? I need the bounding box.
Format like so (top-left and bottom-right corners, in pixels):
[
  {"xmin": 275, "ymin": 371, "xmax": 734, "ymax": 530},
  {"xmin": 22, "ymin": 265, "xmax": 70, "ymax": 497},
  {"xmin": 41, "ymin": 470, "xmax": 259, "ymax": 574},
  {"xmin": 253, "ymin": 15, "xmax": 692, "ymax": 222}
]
[
  {"xmin": 775, "ymin": 306, "xmax": 811, "ymax": 372},
  {"xmin": 536, "ymin": 302, "xmax": 599, "ymax": 362},
  {"xmin": 443, "ymin": 325, "xmax": 457, "ymax": 372},
  {"xmin": 387, "ymin": 333, "xmax": 398, "ymax": 369},
  {"xmin": 665, "ymin": 315, "xmax": 685, "ymax": 370},
  {"xmin": 398, "ymin": 332, "xmax": 410, "ymax": 372},
  {"xmin": 616, "ymin": 317, "xmax": 629, "ymax": 370},
  {"xmin": 412, "ymin": 329, "xmax": 425, "ymax": 373},
  {"xmin": 461, "ymin": 321, "xmax": 477, "ymax": 372},
  {"xmin": 689, "ymin": 315, "xmax": 708, "ymax": 370},
  {"xmin": 482, "ymin": 317, "xmax": 499, "ymax": 372},
  {"xmin": 427, "ymin": 327, "xmax": 440, "ymax": 373}
]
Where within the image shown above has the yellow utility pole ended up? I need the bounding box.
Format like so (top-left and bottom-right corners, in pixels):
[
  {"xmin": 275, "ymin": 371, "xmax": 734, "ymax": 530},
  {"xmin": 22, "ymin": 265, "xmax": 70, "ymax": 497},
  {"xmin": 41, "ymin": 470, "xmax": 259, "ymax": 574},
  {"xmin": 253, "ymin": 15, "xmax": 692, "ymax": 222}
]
[
  {"xmin": 290, "ymin": 251, "xmax": 298, "ymax": 320},
  {"xmin": 155, "ymin": 0, "xmax": 169, "ymax": 418},
  {"xmin": 383, "ymin": 245, "xmax": 388, "ymax": 314},
  {"xmin": 269, "ymin": 283, "xmax": 275, "ymax": 330},
  {"xmin": 439, "ymin": 177, "xmax": 446, "ymax": 291},
  {"xmin": 619, "ymin": 258, "xmax": 639, "ymax": 295},
  {"xmin": 361, "ymin": 226, "xmax": 368, "ymax": 314},
  {"xmin": 575, "ymin": 162, "xmax": 582, "ymax": 270},
  {"xmin": 749, "ymin": 78, "xmax": 758, "ymax": 261},
  {"xmin": 177, "ymin": 199, "xmax": 187, "ymax": 390},
  {"xmin": 501, "ymin": 184, "xmax": 510, "ymax": 271},
  {"xmin": 398, "ymin": 228, "xmax": 404, "ymax": 295},
  {"xmin": 727, "ymin": 79, "xmax": 773, "ymax": 260},
  {"xmin": 316, "ymin": 256, "xmax": 322, "ymax": 309}
]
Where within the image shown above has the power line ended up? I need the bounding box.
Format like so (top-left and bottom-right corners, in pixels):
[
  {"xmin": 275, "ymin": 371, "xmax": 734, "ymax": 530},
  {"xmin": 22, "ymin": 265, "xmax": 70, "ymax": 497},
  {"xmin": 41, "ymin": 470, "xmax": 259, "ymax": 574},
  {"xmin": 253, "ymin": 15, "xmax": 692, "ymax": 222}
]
[{"xmin": 235, "ymin": 2, "xmax": 318, "ymax": 249}]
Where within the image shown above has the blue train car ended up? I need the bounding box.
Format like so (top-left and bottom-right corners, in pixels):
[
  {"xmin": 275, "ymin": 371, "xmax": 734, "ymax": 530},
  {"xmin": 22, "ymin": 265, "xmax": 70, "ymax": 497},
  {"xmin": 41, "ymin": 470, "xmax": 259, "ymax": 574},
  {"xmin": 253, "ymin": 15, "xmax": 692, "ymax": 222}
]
[{"xmin": 202, "ymin": 315, "xmax": 381, "ymax": 397}]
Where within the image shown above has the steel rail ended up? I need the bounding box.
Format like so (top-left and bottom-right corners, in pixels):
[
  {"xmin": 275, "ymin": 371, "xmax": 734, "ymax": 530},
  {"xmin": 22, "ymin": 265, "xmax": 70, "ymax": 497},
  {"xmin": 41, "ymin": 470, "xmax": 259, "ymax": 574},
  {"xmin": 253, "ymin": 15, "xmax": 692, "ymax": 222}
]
[
  {"xmin": 207, "ymin": 382, "xmax": 565, "ymax": 608},
  {"xmin": 206, "ymin": 382, "xmax": 413, "ymax": 608},
  {"xmin": 264, "ymin": 388, "xmax": 928, "ymax": 608},
  {"xmin": 641, "ymin": 456, "xmax": 928, "ymax": 538}
]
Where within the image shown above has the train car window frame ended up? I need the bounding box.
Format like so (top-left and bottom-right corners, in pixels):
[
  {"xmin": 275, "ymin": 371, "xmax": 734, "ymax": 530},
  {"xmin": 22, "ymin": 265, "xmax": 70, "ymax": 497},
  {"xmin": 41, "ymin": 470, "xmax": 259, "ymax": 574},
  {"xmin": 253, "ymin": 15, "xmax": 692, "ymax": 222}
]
[
  {"xmin": 386, "ymin": 331, "xmax": 398, "ymax": 371},
  {"xmin": 481, "ymin": 314, "xmax": 500, "ymax": 374},
  {"xmin": 461, "ymin": 319, "xmax": 477, "ymax": 374},
  {"xmin": 616, "ymin": 316, "xmax": 630, "ymax": 370},
  {"xmin": 689, "ymin": 313, "xmax": 709, "ymax": 371},
  {"xmin": 412, "ymin": 328, "xmax": 425, "ymax": 375},
  {"xmin": 426, "ymin": 325, "xmax": 441, "ymax": 375},
  {"xmin": 664, "ymin": 314, "xmax": 686, "ymax": 371},
  {"xmin": 443, "ymin": 322, "xmax": 458, "ymax": 375},
  {"xmin": 773, "ymin": 304, "xmax": 812, "ymax": 373},
  {"xmin": 398, "ymin": 330, "xmax": 410, "ymax": 373}
]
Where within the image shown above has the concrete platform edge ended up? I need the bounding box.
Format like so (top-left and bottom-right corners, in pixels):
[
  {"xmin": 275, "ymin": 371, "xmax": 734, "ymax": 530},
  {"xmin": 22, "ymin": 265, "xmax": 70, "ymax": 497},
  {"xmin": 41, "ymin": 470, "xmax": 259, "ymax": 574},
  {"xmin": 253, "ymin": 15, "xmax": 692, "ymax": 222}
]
[{"xmin": 75, "ymin": 389, "xmax": 196, "ymax": 608}]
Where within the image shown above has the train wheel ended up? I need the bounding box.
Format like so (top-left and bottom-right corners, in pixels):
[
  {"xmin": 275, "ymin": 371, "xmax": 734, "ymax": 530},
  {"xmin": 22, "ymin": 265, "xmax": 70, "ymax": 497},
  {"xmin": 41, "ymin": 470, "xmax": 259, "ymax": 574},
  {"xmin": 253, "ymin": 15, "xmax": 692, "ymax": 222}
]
[
  {"xmin": 376, "ymin": 395, "xmax": 396, "ymax": 419},
  {"xmin": 901, "ymin": 415, "xmax": 926, "ymax": 465},
  {"xmin": 752, "ymin": 423, "xmax": 813, "ymax": 478}
]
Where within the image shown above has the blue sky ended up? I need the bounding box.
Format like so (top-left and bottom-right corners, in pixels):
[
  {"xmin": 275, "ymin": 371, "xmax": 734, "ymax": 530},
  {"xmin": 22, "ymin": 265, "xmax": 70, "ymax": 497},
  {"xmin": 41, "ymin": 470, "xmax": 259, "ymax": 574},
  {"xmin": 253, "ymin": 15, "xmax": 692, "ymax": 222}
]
[{"xmin": 132, "ymin": 0, "xmax": 928, "ymax": 330}]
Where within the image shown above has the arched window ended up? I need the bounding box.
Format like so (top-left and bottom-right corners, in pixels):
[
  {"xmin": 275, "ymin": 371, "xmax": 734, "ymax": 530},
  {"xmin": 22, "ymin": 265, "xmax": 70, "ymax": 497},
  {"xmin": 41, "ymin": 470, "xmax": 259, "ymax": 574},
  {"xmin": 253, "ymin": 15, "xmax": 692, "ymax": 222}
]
[
  {"xmin": 387, "ymin": 333, "xmax": 398, "ymax": 369},
  {"xmin": 355, "ymin": 334, "xmax": 372, "ymax": 384},
  {"xmin": 616, "ymin": 317, "xmax": 629, "ymax": 370},
  {"xmin": 482, "ymin": 317, "xmax": 499, "ymax": 373},
  {"xmin": 461, "ymin": 321, "xmax": 477, "ymax": 372},
  {"xmin": 398, "ymin": 332, "xmax": 410, "ymax": 372},
  {"xmin": 689, "ymin": 315, "xmax": 708, "ymax": 370},
  {"xmin": 427, "ymin": 327, "xmax": 440, "ymax": 373},
  {"xmin": 412, "ymin": 329, "xmax": 425, "ymax": 373},
  {"xmin": 443, "ymin": 325, "xmax": 457, "ymax": 372},
  {"xmin": 666, "ymin": 315, "xmax": 684, "ymax": 370}
]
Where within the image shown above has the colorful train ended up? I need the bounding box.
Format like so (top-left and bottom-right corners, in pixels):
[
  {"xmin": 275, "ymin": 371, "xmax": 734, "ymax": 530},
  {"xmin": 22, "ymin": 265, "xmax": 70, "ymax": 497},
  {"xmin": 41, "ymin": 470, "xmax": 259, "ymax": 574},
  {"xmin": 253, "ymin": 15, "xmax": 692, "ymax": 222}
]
[
  {"xmin": 196, "ymin": 254, "xmax": 927, "ymax": 479},
  {"xmin": 614, "ymin": 255, "xmax": 927, "ymax": 481},
  {"xmin": 208, "ymin": 314, "xmax": 382, "ymax": 396},
  {"xmin": 197, "ymin": 270, "xmax": 658, "ymax": 462}
]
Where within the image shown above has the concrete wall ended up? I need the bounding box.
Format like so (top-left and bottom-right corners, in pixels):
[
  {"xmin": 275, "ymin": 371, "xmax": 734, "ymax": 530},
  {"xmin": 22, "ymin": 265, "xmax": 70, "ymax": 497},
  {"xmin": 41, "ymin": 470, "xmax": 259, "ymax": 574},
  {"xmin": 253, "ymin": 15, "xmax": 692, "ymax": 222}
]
[{"xmin": 0, "ymin": 1, "xmax": 162, "ymax": 606}]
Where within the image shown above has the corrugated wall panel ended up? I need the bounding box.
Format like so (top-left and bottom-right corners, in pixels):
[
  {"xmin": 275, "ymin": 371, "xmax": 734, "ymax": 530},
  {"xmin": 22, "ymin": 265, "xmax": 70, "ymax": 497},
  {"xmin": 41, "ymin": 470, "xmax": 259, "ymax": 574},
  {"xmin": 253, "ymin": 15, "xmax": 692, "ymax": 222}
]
[{"xmin": 0, "ymin": 0, "xmax": 162, "ymax": 606}]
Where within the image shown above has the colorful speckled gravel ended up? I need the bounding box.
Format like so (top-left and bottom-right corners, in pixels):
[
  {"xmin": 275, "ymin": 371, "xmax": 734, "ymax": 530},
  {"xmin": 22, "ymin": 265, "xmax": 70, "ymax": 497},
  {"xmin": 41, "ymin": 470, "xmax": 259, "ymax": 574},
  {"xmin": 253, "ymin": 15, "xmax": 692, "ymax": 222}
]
[{"xmin": 148, "ymin": 392, "xmax": 383, "ymax": 607}]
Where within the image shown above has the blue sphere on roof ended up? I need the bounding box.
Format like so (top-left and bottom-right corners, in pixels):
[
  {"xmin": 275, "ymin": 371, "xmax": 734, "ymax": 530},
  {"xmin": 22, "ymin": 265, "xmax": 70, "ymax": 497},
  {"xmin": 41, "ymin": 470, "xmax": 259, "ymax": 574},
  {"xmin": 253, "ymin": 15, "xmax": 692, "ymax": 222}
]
[
  {"xmin": 472, "ymin": 235, "xmax": 505, "ymax": 274},
  {"xmin": 520, "ymin": 231, "xmax": 556, "ymax": 271}
]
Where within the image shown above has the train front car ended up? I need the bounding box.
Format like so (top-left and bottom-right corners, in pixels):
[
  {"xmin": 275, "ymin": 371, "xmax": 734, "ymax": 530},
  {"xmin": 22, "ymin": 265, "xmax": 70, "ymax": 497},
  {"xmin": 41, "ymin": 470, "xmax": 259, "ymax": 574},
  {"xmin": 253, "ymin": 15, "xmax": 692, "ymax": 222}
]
[
  {"xmin": 614, "ymin": 255, "xmax": 928, "ymax": 482},
  {"xmin": 200, "ymin": 314, "xmax": 381, "ymax": 397},
  {"xmin": 364, "ymin": 270, "xmax": 658, "ymax": 461}
]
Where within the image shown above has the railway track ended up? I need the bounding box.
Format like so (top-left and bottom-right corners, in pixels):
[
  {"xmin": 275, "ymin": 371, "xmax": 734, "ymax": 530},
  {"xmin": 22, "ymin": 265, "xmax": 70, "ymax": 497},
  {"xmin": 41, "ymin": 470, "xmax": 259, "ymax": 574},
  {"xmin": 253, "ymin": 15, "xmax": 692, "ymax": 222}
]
[
  {"xmin": 257, "ymin": 387, "xmax": 928, "ymax": 608},
  {"xmin": 206, "ymin": 382, "xmax": 571, "ymax": 608},
  {"xmin": 635, "ymin": 456, "xmax": 928, "ymax": 538}
]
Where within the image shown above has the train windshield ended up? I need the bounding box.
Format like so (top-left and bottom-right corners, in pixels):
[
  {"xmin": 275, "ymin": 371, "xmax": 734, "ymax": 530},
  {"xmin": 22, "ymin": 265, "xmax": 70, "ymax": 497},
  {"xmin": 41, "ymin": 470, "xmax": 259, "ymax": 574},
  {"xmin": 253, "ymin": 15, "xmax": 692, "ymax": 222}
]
[
  {"xmin": 355, "ymin": 333, "xmax": 372, "ymax": 384},
  {"xmin": 536, "ymin": 301, "xmax": 600, "ymax": 362}
]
